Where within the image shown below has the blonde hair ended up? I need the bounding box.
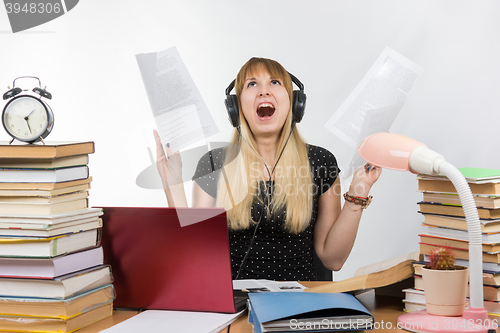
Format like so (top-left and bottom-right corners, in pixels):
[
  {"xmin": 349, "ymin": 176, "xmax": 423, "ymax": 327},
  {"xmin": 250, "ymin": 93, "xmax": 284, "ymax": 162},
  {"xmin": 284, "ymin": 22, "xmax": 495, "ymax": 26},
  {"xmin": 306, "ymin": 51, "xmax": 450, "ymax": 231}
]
[{"xmin": 216, "ymin": 58, "xmax": 313, "ymax": 234}]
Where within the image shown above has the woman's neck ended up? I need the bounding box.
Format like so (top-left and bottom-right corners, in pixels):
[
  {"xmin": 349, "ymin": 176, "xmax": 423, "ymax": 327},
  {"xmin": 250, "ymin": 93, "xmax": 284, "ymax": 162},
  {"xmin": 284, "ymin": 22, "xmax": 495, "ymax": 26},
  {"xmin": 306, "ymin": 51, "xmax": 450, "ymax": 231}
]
[{"xmin": 254, "ymin": 135, "xmax": 279, "ymax": 168}]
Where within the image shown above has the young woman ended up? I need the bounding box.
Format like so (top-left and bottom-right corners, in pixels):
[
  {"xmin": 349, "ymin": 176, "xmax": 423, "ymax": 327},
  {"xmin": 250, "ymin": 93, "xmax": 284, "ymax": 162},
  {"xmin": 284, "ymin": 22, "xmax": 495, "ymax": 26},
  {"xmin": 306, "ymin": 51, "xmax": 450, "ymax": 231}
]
[{"xmin": 154, "ymin": 57, "xmax": 381, "ymax": 280}]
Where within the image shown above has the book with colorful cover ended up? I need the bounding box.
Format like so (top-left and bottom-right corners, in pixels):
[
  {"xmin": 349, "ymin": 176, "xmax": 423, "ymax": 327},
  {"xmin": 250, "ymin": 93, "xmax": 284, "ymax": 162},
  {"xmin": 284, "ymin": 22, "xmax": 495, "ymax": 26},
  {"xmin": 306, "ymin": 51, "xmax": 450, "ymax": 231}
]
[
  {"xmin": 0, "ymin": 165, "xmax": 89, "ymax": 183},
  {"xmin": 0, "ymin": 176, "xmax": 92, "ymax": 191},
  {"xmin": 422, "ymin": 192, "xmax": 500, "ymax": 209},
  {"xmin": 0, "ymin": 284, "xmax": 114, "ymax": 318},
  {"xmin": 418, "ymin": 202, "xmax": 500, "ymax": 220},
  {"xmin": 403, "ymin": 288, "xmax": 500, "ymax": 315},
  {"xmin": 419, "ymin": 234, "xmax": 500, "ymax": 253},
  {"xmin": 0, "ymin": 154, "xmax": 89, "ymax": 169},
  {"xmin": 0, "ymin": 141, "xmax": 94, "ymax": 159},
  {"xmin": 418, "ymin": 167, "xmax": 500, "ymax": 183},
  {"xmin": 0, "ymin": 228, "xmax": 100, "ymax": 257},
  {"xmin": 420, "ymin": 224, "xmax": 500, "ymax": 244},
  {"xmin": 303, "ymin": 251, "xmax": 419, "ymax": 294},
  {"xmin": 422, "ymin": 213, "xmax": 500, "ymax": 233},
  {"xmin": 0, "ymin": 265, "xmax": 112, "ymax": 299},
  {"xmin": 0, "ymin": 247, "xmax": 104, "ymax": 279},
  {"xmin": 0, "ymin": 301, "xmax": 112, "ymax": 332},
  {"xmin": 0, "ymin": 207, "xmax": 102, "ymax": 226},
  {"xmin": 418, "ymin": 180, "xmax": 500, "ymax": 195},
  {"xmin": 0, "ymin": 218, "xmax": 102, "ymax": 237},
  {"xmin": 248, "ymin": 292, "xmax": 373, "ymax": 332}
]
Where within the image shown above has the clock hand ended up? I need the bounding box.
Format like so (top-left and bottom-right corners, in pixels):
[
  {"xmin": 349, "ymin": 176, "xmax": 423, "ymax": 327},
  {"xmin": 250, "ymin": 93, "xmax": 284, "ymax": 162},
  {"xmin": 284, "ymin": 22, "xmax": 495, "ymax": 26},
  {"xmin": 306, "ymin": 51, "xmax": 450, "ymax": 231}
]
[{"xmin": 24, "ymin": 116, "xmax": 32, "ymax": 133}]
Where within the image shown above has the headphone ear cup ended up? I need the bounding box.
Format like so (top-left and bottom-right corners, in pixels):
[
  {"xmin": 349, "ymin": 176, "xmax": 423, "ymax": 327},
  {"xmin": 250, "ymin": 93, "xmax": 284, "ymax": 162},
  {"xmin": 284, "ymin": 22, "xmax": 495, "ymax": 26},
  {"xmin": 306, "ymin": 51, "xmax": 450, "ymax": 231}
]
[
  {"xmin": 292, "ymin": 90, "xmax": 306, "ymax": 123},
  {"xmin": 225, "ymin": 94, "xmax": 240, "ymax": 128}
]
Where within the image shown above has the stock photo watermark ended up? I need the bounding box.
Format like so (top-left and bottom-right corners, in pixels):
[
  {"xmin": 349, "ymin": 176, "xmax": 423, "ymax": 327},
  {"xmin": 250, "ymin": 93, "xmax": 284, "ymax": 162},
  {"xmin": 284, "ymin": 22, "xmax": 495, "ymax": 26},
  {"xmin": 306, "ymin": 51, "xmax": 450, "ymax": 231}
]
[
  {"xmin": 289, "ymin": 318, "xmax": 499, "ymax": 331},
  {"xmin": 3, "ymin": 0, "xmax": 79, "ymax": 33}
]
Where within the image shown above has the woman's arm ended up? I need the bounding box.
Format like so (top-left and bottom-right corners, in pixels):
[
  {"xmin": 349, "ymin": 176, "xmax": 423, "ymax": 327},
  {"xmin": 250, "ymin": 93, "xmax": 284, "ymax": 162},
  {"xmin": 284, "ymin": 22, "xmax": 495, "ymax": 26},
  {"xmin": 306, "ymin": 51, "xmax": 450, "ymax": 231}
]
[
  {"xmin": 154, "ymin": 130, "xmax": 188, "ymax": 207},
  {"xmin": 313, "ymin": 166, "xmax": 381, "ymax": 271},
  {"xmin": 192, "ymin": 182, "xmax": 216, "ymax": 207},
  {"xmin": 155, "ymin": 130, "xmax": 217, "ymax": 207}
]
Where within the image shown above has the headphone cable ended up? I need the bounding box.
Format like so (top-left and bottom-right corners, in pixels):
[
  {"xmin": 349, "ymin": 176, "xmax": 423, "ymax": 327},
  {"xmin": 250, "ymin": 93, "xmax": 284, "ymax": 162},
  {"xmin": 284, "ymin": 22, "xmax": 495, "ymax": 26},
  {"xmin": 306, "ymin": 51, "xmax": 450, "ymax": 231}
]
[{"xmin": 234, "ymin": 123, "xmax": 296, "ymax": 280}]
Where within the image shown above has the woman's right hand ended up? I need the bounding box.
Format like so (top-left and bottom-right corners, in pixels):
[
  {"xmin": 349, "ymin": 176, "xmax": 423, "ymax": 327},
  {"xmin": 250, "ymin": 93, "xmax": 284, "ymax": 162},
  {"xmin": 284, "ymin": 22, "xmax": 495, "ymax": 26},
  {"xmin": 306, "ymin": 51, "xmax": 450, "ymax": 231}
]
[{"xmin": 154, "ymin": 130, "xmax": 183, "ymax": 189}]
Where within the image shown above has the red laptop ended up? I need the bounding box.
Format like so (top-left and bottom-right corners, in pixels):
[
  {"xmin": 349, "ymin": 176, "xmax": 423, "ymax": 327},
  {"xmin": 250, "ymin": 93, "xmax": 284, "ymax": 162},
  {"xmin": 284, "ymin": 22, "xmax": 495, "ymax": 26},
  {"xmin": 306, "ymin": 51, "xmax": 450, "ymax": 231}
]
[{"xmin": 98, "ymin": 207, "xmax": 246, "ymax": 313}]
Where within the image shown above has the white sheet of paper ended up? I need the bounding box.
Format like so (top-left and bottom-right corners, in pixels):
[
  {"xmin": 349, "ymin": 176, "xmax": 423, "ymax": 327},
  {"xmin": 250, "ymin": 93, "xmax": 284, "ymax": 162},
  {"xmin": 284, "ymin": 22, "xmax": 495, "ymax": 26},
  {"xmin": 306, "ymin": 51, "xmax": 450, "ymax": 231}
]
[
  {"xmin": 154, "ymin": 104, "xmax": 202, "ymax": 152},
  {"xmin": 232, "ymin": 279, "xmax": 306, "ymax": 292},
  {"xmin": 232, "ymin": 279, "xmax": 261, "ymax": 290},
  {"xmin": 325, "ymin": 47, "xmax": 423, "ymax": 148},
  {"xmin": 136, "ymin": 46, "xmax": 218, "ymax": 152},
  {"xmin": 99, "ymin": 309, "xmax": 245, "ymax": 333},
  {"xmin": 343, "ymin": 103, "xmax": 403, "ymax": 179}
]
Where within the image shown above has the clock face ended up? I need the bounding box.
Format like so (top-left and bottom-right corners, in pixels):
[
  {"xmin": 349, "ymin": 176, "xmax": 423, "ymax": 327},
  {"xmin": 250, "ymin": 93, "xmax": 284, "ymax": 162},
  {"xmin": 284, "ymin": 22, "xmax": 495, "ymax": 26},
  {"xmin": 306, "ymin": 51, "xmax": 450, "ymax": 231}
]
[{"xmin": 2, "ymin": 95, "xmax": 50, "ymax": 142}]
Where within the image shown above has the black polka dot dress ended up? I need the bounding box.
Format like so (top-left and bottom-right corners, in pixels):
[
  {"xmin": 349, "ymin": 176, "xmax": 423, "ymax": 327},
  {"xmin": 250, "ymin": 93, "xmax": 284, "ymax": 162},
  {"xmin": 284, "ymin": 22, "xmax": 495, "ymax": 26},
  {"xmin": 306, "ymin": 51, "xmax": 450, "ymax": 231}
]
[{"xmin": 192, "ymin": 145, "xmax": 339, "ymax": 281}]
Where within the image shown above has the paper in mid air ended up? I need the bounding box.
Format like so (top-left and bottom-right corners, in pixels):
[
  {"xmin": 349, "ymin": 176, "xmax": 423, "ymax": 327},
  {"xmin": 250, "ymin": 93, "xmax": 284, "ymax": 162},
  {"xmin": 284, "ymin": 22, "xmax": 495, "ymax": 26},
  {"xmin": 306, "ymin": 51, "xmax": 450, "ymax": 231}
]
[
  {"xmin": 325, "ymin": 47, "xmax": 423, "ymax": 177},
  {"xmin": 136, "ymin": 46, "xmax": 219, "ymax": 152}
]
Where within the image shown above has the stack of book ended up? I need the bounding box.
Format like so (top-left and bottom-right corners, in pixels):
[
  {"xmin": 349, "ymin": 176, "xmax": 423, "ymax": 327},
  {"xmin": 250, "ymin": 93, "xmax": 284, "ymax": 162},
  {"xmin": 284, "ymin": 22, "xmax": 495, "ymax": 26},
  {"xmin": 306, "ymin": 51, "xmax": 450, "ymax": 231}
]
[
  {"xmin": 403, "ymin": 167, "xmax": 500, "ymax": 317},
  {"xmin": 0, "ymin": 141, "xmax": 113, "ymax": 332}
]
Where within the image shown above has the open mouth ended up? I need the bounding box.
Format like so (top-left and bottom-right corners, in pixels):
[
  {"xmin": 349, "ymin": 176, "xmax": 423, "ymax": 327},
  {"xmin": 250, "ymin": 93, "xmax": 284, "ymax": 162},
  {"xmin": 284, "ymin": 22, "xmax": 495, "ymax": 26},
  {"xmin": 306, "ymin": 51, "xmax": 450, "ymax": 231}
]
[{"xmin": 257, "ymin": 103, "xmax": 275, "ymax": 118}]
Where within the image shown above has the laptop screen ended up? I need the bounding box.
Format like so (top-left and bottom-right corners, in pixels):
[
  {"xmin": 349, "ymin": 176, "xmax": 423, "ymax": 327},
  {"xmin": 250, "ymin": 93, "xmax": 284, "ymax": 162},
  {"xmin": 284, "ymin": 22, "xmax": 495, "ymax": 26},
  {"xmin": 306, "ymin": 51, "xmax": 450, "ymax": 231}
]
[{"xmin": 98, "ymin": 207, "xmax": 237, "ymax": 313}]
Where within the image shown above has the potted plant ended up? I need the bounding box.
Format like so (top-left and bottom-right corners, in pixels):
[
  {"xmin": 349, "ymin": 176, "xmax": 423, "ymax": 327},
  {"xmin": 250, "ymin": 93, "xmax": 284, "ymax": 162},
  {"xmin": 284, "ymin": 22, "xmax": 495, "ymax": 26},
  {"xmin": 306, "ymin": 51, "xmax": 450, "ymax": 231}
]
[{"xmin": 421, "ymin": 246, "xmax": 469, "ymax": 316}]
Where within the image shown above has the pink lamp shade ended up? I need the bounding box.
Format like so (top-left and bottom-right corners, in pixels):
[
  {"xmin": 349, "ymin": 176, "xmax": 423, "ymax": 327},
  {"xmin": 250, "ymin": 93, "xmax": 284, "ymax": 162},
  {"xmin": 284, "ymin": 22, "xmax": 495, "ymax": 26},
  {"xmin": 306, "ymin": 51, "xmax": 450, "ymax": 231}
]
[{"xmin": 357, "ymin": 132, "xmax": 426, "ymax": 172}]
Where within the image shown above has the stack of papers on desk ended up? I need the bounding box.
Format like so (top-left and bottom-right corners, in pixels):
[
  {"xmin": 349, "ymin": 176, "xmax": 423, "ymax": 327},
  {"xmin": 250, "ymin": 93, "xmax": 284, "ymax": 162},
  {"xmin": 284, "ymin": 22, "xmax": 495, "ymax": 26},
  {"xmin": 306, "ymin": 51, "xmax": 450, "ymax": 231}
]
[
  {"xmin": 233, "ymin": 279, "xmax": 306, "ymax": 292},
  {"xmin": 248, "ymin": 292, "xmax": 373, "ymax": 332},
  {"xmin": 99, "ymin": 309, "xmax": 245, "ymax": 333}
]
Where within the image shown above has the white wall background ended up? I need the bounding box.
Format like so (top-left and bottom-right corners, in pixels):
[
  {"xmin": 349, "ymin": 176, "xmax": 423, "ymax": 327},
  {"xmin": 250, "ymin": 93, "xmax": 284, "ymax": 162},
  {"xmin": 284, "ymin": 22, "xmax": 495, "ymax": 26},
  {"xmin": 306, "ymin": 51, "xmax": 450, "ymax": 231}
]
[{"xmin": 1, "ymin": 0, "xmax": 499, "ymax": 280}]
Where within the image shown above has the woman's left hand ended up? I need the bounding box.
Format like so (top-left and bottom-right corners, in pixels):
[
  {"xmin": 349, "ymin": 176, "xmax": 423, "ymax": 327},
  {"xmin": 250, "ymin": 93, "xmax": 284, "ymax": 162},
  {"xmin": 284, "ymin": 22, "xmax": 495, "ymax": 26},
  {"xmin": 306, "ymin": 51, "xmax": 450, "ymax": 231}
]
[{"xmin": 349, "ymin": 164, "xmax": 382, "ymax": 197}]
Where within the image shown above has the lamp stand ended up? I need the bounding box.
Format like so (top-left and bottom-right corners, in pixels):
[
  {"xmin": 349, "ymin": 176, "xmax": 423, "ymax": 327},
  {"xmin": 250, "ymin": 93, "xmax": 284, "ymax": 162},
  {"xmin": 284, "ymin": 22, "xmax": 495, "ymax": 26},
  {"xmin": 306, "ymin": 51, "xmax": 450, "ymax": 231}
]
[{"xmin": 399, "ymin": 162, "xmax": 493, "ymax": 332}]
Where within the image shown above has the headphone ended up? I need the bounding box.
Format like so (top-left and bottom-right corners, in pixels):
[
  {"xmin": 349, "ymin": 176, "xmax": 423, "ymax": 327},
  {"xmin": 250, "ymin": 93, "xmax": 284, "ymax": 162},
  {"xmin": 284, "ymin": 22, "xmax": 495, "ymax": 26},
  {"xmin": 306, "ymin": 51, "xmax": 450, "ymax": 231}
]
[{"xmin": 224, "ymin": 72, "xmax": 306, "ymax": 128}]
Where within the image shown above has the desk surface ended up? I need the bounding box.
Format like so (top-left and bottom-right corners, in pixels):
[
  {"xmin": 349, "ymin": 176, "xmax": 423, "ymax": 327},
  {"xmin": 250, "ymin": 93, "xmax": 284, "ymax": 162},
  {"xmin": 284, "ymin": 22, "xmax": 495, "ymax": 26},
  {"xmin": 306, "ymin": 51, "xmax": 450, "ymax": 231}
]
[{"xmin": 81, "ymin": 282, "xmax": 408, "ymax": 333}]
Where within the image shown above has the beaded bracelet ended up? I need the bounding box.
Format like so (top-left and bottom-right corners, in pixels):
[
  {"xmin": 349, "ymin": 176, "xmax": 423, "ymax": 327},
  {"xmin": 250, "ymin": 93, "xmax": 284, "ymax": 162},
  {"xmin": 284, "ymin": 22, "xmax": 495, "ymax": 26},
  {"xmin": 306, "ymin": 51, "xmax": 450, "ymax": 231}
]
[{"xmin": 343, "ymin": 192, "xmax": 373, "ymax": 209}]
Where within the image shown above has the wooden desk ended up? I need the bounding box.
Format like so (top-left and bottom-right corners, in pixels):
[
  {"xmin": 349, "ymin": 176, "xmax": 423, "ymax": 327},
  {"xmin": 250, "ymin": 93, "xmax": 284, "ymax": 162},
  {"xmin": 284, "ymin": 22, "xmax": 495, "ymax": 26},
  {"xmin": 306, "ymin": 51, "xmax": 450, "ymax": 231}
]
[
  {"xmin": 82, "ymin": 282, "xmax": 408, "ymax": 332},
  {"xmin": 78, "ymin": 310, "xmax": 138, "ymax": 333}
]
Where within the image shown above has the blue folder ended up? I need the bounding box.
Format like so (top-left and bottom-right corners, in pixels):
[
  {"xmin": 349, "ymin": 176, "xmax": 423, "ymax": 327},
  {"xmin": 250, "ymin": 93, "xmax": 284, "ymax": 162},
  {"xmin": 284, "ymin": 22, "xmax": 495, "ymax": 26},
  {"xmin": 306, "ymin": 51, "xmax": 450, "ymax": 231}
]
[{"xmin": 248, "ymin": 292, "xmax": 373, "ymax": 332}]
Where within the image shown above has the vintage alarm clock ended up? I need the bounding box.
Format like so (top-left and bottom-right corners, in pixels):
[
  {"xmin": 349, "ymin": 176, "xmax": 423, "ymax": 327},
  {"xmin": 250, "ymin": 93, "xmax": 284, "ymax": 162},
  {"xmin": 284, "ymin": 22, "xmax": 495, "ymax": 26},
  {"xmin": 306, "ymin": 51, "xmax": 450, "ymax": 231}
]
[{"xmin": 2, "ymin": 76, "xmax": 54, "ymax": 144}]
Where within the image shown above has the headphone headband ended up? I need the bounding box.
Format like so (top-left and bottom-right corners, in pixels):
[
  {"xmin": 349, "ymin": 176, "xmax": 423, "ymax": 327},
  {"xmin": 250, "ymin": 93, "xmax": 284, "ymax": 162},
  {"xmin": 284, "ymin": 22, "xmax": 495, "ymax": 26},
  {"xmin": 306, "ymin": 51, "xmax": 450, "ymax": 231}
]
[
  {"xmin": 288, "ymin": 73, "xmax": 304, "ymax": 91},
  {"xmin": 225, "ymin": 79, "xmax": 235, "ymax": 96}
]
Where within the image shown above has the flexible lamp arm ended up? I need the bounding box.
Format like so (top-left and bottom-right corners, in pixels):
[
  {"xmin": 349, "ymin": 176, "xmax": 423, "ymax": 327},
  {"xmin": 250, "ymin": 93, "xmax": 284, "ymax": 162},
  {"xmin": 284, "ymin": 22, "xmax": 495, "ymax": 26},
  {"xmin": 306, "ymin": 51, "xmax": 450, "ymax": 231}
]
[
  {"xmin": 409, "ymin": 148, "xmax": 483, "ymax": 309},
  {"xmin": 437, "ymin": 161, "xmax": 483, "ymax": 309}
]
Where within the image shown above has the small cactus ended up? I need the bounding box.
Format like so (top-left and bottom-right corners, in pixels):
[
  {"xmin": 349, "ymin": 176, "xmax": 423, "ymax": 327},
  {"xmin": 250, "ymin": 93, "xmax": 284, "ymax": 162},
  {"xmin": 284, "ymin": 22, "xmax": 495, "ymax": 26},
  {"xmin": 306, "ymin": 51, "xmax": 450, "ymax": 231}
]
[{"xmin": 428, "ymin": 246, "xmax": 456, "ymax": 270}]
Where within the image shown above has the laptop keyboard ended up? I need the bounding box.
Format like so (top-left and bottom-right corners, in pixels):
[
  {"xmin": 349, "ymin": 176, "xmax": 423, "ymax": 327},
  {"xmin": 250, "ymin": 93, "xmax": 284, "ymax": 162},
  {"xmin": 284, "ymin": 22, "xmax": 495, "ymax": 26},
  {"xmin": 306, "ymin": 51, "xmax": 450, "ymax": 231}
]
[{"xmin": 234, "ymin": 296, "xmax": 248, "ymax": 312}]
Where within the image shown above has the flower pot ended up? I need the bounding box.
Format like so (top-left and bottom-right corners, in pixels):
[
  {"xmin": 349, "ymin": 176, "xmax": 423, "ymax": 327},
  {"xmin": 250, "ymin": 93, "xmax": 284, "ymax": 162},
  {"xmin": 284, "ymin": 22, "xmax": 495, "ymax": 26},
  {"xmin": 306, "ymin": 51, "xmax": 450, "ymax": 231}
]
[{"xmin": 421, "ymin": 266, "xmax": 468, "ymax": 316}]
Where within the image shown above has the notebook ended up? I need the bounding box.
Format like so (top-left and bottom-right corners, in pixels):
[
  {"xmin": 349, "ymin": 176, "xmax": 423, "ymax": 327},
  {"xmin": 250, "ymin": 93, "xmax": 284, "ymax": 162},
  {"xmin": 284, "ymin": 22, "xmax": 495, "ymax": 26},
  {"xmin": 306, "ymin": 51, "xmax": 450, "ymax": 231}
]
[{"xmin": 98, "ymin": 207, "xmax": 246, "ymax": 313}]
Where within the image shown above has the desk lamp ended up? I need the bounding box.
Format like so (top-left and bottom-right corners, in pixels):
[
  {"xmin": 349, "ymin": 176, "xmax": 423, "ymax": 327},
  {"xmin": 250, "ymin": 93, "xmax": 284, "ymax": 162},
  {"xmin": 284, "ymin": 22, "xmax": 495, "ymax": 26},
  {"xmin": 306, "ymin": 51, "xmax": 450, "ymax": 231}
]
[{"xmin": 358, "ymin": 132, "xmax": 493, "ymax": 333}]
